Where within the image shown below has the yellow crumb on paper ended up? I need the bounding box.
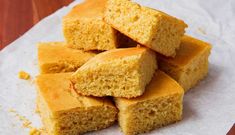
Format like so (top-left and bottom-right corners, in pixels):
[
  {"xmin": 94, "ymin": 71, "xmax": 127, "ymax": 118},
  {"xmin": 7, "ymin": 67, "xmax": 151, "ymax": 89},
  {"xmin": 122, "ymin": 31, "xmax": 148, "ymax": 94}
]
[
  {"xmin": 18, "ymin": 71, "xmax": 31, "ymax": 80},
  {"xmin": 197, "ymin": 27, "xmax": 206, "ymax": 35},
  {"xmin": 29, "ymin": 128, "xmax": 41, "ymax": 135},
  {"xmin": 9, "ymin": 108, "xmax": 17, "ymax": 113},
  {"xmin": 9, "ymin": 109, "xmax": 32, "ymax": 128},
  {"xmin": 8, "ymin": 108, "xmax": 42, "ymax": 135}
]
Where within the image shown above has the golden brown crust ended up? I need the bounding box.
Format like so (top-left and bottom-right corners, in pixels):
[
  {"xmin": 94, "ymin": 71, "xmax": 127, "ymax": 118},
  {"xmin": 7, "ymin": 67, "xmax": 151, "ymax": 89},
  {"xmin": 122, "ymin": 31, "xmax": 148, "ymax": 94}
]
[
  {"xmin": 115, "ymin": 70, "xmax": 184, "ymax": 106},
  {"xmin": 36, "ymin": 73, "xmax": 115, "ymax": 112},
  {"xmin": 158, "ymin": 35, "xmax": 212, "ymax": 67},
  {"xmin": 63, "ymin": 0, "xmax": 107, "ymax": 19},
  {"xmin": 37, "ymin": 42, "xmax": 96, "ymax": 73}
]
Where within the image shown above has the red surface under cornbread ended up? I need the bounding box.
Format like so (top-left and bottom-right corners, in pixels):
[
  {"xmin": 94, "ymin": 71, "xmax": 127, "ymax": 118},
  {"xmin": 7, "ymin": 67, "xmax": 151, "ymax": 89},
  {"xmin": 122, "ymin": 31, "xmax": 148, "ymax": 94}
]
[
  {"xmin": 227, "ymin": 124, "xmax": 235, "ymax": 135},
  {"xmin": 0, "ymin": 0, "xmax": 73, "ymax": 50}
]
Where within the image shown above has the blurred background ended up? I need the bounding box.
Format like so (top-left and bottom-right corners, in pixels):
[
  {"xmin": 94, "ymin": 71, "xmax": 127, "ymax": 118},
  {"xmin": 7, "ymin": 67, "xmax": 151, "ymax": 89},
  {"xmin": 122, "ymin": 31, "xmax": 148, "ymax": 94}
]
[{"xmin": 0, "ymin": 0, "xmax": 73, "ymax": 50}]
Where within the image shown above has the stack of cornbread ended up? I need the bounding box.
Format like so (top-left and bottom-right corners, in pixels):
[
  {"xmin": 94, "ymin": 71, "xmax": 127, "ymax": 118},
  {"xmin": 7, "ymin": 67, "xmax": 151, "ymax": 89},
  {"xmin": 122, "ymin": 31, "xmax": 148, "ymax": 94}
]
[{"xmin": 36, "ymin": 0, "xmax": 211, "ymax": 135}]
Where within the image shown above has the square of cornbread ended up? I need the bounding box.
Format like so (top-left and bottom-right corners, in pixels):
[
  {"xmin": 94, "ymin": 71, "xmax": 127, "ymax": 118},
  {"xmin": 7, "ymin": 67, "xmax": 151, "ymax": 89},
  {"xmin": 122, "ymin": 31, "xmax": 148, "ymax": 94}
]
[
  {"xmin": 36, "ymin": 73, "xmax": 117, "ymax": 135},
  {"xmin": 104, "ymin": 0, "xmax": 188, "ymax": 57},
  {"xmin": 63, "ymin": 0, "xmax": 119, "ymax": 51},
  {"xmin": 71, "ymin": 47, "xmax": 157, "ymax": 98},
  {"xmin": 115, "ymin": 70, "xmax": 184, "ymax": 135},
  {"xmin": 37, "ymin": 42, "xmax": 96, "ymax": 74},
  {"xmin": 158, "ymin": 35, "xmax": 212, "ymax": 91}
]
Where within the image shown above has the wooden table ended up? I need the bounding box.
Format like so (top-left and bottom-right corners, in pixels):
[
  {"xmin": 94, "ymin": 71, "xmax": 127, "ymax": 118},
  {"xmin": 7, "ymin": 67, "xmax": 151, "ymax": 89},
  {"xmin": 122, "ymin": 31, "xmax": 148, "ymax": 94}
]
[{"xmin": 0, "ymin": 0, "xmax": 73, "ymax": 50}]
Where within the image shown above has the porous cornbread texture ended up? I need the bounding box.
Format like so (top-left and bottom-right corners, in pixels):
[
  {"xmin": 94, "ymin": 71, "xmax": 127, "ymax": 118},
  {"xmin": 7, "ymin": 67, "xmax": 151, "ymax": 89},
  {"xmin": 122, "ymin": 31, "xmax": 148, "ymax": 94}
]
[
  {"xmin": 71, "ymin": 47, "xmax": 157, "ymax": 98},
  {"xmin": 115, "ymin": 70, "xmax": 184, "ymax": 135},
  {"xmin": 158, "ymin": 35, "xmax": 212, "ymax": 91},
  {"xmin": 63, "ymin": 0, "xmax": 118, "ymax": 51},
  {"xmin": 104, "ymin": 0, "xmax": 188, "ymax": 57},
  {"xmin": 36, "ymin": 73, "xmax": 117, "ymax": 135},
  {"xmin": 37, "ymin": 42, "xmax": 96, "ymax": 74}
]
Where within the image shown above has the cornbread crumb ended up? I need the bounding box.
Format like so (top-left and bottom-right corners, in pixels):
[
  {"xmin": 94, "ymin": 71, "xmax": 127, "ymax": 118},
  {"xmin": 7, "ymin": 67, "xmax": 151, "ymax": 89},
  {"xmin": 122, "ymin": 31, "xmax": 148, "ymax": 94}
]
[
  {"xmin": 36, "ymin": 73, "xmax": 117, "ymax": 135},
  {"xmin": 104, "ymin": 0, "xmax": 187, "ymax": 56},
  {"xmin": 198, "ymin": 27, "xmax": 206, "ymax": 35},
  {"xmin": 71, "ymin": 47, "xmax": 157, "ymax": 98},
  {"xmin": 9, "ymin": 109, "xmax": 32, "ymax": 128},
  {"xmin": 9, "ymin": 108, "xmax": 42, "ymax": 135},
  {"xmin": 23, "ymin": 120, "xmax": 32, "ymax": 128},
  {"xmin": 18, "ymin": 71, "xmax": 30, "ymax": 80},
  {"xmin": 115, "ymin": 70, "xmax": 184, "ymax": 135},
  {"xmin": 158, "ymin": 35, "xmax": 212, "ymax": 91},
  {"xmin": 29, "ymin": 128, "xmax": 41, "ymax": 135},
  {"xmin": 9, "ymin": 108, "xmax": 16, "ymax": 113}
]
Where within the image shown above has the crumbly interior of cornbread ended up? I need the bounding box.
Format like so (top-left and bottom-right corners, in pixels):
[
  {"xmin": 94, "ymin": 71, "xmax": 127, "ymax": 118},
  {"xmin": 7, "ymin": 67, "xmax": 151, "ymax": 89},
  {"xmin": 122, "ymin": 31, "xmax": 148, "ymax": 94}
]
[
  {"xmin": 38, "ymin": 42, "xmax": 96, "ymax": 73},
  {"xmin": 158, "ymin": 36, "xmax": 211, "ymax": 91},
  {"xmin": 36, "ymin": 73, "xmax": 117, "ymax": 135},
  {"xmin": 104, "ymin": 0, "xmax": 187, "ymax": 56},
  {"xmin": 63, "ymin": 19, "xmax": 118, "ymax": 51},
  {"xmin": 54, "ymin": 106, "xmax": 116, "ymax": 135},
  {"xmin": 38, "ymin": 95, "xmax": 116, "ymax": 135},
  {"xmin": 150, "ymin": 14, "xmax": 187, "ymax": 57},
  {"xmin": 71, "ymin": 48, "xmax": 157, "ymax": 98},
  {"xmin": 63, "ymin": 0, "xmax": 118, "ymax": 51},
  {"xmin": 115, "ymin": 71, "xmax": 184, "ymax": 135},
  {"xmin": 118, "ymin": 95, "xmax": 182, "ymax": 135}
]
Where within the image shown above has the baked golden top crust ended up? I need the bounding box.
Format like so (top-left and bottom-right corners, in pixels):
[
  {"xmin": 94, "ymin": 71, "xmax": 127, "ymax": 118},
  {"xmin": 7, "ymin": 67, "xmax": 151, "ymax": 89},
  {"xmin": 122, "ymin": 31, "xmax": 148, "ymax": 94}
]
[
  {"xmin": 159, "ymin": 35, "xmax": 211, "ymax": 67},
  {"xmin": 92, "ymin": 47, "xmax": 148, "ymax": 60},
  {"xmin": 37, "ymin": 42, "xmax": 96, "ymax": 65},
  {"xmin": 77, "ymin": 47, "xmax": 153, "ymax": 70},
  {"xmin": 64, "ymin": 0, "xmax": 107, "ymax": 19},
  {"xmin": 115, "ymin": 70, "xmax": 184, "ymax": 107},
  {"xmin": 36, "ymin": 73, "xmax": 113, "ymax": 112}
]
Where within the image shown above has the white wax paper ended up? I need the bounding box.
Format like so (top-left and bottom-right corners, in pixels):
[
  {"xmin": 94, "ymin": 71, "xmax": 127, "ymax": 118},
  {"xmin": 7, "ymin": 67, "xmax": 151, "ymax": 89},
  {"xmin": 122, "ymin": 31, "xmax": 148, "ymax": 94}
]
[{"xmin": 0, "ymin": 0, "xmax": 235, "ymax": 134}]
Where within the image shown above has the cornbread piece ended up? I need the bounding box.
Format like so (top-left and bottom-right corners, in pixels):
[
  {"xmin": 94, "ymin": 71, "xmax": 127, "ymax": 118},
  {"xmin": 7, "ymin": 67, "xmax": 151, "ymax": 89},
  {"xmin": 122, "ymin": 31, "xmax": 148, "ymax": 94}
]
[
  {"xmin": 158, "ymin": 35, "xmax": 212, "ymax": 91},
  {"xmin": 115, "ymin": 70, "xmax": 184, "ymax": 135},
  {"xmin": 36, "ymin": 73, "xmax": 117, "ymax": 135},
  {"xmin": 18, "ymin": 71, "xmax": 30, "ymax": 80},
  {"xmin": 38, "ymin": 42, "xmax": 96, "ymax": 74},
  {"xmin": 63, "ymin": 0, "xmax": 118, "ymax": 51},
  {"xmin": 104, "ymin": 0, "xmax": 187, "ymax": 57},
  {"xmin": 71, "ymin": 47, "xmax": 157, "ymax": 98}
]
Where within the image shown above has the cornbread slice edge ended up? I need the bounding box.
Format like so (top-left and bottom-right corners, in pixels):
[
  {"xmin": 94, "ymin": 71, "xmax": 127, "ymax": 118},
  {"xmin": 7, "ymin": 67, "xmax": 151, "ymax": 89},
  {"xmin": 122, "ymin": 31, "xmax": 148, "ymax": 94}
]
[{"xmin": 36, "ymin": 73, "xmax": 117, "ymax": 135}]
